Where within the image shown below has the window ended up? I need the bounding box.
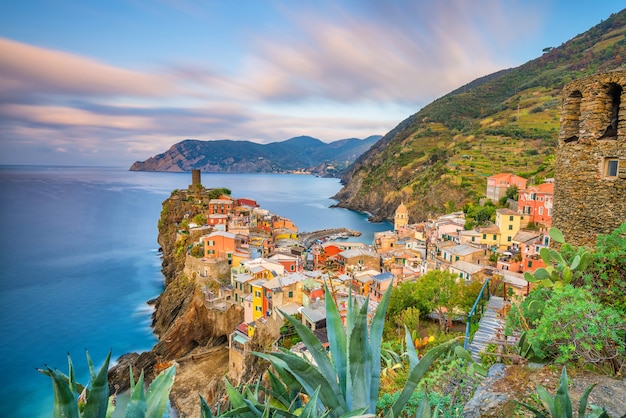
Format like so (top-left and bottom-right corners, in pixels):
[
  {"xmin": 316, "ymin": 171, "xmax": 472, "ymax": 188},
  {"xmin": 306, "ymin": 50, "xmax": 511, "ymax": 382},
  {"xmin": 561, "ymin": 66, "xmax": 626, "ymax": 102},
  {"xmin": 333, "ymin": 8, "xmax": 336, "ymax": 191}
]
[
  {"xmin": 482, "ymin": 234, "xmax": 487, "ymax": 240},
  {"xmin": 548, "ymin": 208, "xmax": 552, "ymax": 216},
  {"xmin": 288, "ymin": 291, "xmax": 293, "ymax": 298},
  {"xmin": 255, "ymin": 290, "xmax": 261, "ymax": 297},
  {"xmin": 508, "ymin": 225, "xmax": 513, "ymax": 230},
  {"xmin": 507, "ymin": 236, "xmax": 512, "ymax": 242},
  {"xmin": 530, "ymin": 193, "xmax": 536, "ymax": 200},
  {"xmin": 528, "ymin": 261, "xmax": 533, "ymax": 268},
  {"xmin": 538, "ymin": 207, "xmax": 544, "ymax": 215},
  {"xmin": 290, "ymin": 265, "xmax": 295, "ymax": 271},
  {"xmin": 509, "ymin": 215, "xmax": 514, "ymax": 221},
  {"xmin": 471, "ymin": 237, "xmax": 475, "ymax": 242},
  {"xmin": 493, "ymin": 235, "xmax": 497, "ymax": 240},
  {"xmin": 255, "ymin": 306, "xmax": 262, "ymax": 312},
  {"xmin": 605, "ymin": 158, "xmax": 619, "ymax": 178}
]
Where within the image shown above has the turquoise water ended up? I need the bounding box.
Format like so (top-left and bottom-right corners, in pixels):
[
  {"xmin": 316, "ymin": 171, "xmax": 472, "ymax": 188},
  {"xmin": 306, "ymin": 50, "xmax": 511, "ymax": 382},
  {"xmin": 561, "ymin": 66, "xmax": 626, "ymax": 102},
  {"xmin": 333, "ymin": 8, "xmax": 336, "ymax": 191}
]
[{"xmin": 0, "ymin": 166, "xmax": 391, "ymax": 417}]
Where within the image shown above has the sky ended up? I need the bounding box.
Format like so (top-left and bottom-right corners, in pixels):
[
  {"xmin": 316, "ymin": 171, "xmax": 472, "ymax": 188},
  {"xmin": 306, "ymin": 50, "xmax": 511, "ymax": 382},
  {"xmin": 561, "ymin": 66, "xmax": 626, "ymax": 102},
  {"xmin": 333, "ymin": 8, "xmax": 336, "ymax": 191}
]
[{"xmin": 0, "ymin": 1, "xmax": 623, "ymax": 166}]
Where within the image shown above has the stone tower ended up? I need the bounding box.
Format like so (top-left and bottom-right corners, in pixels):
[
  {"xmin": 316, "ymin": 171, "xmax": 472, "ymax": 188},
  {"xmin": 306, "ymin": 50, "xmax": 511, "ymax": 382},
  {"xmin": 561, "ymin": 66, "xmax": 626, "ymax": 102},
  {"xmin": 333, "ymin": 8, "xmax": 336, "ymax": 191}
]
[
  {"xmin": 191, "ymin": 169, "xmax": 201, "ymax": 188},
  {"xmin": 394, "ymin": 202, "xmax": 409, "ymax": 231},
  {"xmin": 552, "ymin": 70, "xmax": 626, "ymax": 247}
]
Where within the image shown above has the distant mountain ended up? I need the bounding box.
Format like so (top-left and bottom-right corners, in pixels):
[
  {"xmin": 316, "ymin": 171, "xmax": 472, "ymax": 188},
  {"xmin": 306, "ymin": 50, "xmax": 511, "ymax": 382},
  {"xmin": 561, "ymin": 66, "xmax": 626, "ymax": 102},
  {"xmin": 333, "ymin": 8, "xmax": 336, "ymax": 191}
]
[
  {"xmin": 334, "ymin": 9, "xmax": 626, "ymax": 222},
  {"xmin": 129, "ymin": 135, "xmax": 381, "ymax": 177}
]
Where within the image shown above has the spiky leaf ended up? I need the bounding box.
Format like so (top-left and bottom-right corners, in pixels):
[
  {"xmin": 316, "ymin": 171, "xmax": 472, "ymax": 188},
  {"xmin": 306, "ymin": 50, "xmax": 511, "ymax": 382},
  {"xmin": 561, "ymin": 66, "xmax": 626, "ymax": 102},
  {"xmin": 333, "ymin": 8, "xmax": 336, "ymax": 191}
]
[
  {"xmin": 145, "ymin": 365, "xmax": 176, "ymax": 418},
  {"xmin": 386, "ymin": 339, "xmax": 456, "ymax": 418},
  {"xmin": 82, "ymin": 350, "xmax": 111, "ymax": 418},
  {"xmin": 324, "ymin": 285, "xmax": 348, "ymax": 396},
  {"xmin": 578, "ymin": 382, "xmax": 597, "ymax": 418},
  {"xmin": 368, "ymin": 283, "xmax": 393, "ymax": 414},
  {"xmin": 278, "ymin": 308, "xmax": 343, "ymax": 402},
  {"xmin": 199, "ymin": 394, "xmax": 214, "ymax": 418},
  {"xmin": 348, "ymin": 299, "xmax": 372, "ymax": 412},
  {"xmin": 554, "ymin": 367, "xmax": 572, "ymax": 418}
]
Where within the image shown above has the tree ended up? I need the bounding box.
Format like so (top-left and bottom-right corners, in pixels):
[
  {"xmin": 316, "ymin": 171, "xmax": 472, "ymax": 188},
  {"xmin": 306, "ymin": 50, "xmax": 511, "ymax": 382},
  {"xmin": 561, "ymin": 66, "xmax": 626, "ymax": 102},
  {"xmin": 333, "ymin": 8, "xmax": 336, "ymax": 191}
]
[{"xmin": 414, "ymin": 270, "xmax": 480, "ymax": 332}]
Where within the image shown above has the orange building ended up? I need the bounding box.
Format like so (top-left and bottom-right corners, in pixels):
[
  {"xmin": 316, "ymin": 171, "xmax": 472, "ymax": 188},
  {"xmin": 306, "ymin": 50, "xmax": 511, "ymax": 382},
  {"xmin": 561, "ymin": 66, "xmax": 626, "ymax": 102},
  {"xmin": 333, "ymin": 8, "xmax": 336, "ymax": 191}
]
[
  {"xmin": 203, "ymin": 231, "xmax": 236, "ymax": 259},
  {"xmin": 208, "ymin": 198, "xmax": 233, "ymax": 215},
  {"xmin": 518, "ymin": 182, "xmax": 554, "ymax": 227}
]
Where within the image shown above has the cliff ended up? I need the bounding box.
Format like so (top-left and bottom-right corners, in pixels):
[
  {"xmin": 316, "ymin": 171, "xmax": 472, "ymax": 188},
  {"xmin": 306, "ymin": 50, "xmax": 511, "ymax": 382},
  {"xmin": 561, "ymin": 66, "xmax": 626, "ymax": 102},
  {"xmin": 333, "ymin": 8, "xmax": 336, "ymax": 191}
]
[
  {"xmin": 334, "ymin": 9, "xmax": 626, "ymax": 223},
  {"xmin": 108, "ymin": 186, "xmax": 267, "ymax": 416}
]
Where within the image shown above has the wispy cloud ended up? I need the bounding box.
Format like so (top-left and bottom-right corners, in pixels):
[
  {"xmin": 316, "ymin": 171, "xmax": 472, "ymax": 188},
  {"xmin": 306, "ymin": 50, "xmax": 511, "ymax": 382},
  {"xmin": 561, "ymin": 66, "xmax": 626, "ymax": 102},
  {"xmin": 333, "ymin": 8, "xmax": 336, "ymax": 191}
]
[{"xmin": 0, "ymin": 0, "xmax": 551, "ymax": 165}]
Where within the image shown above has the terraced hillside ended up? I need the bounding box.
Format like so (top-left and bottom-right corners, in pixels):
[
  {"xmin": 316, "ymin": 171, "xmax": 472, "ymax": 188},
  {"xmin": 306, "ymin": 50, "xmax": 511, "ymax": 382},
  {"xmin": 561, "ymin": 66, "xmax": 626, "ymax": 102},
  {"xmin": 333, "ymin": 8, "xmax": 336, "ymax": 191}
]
[{"xmin": 334, "ymin": 9, "xmax": 626, "ymax": 222}]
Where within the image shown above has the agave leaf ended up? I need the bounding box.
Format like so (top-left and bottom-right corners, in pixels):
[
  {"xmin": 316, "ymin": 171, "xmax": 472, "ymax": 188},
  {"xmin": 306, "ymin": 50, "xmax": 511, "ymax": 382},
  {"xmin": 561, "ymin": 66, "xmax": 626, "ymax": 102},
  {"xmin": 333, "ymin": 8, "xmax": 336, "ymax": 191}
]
[
  {"xmin": 386, "ymin": 339, "xmax": 456, "ymax": 418},
  {"xmin": 199, "ymin": 394, "xmax": 214, "ymax": 418},
  {"xmin": 337, "ymin": 408, "xmax": 369, "ymax": 418},
  {"xmin": 549, "ymin": 227, "xmax": 565, "ymax": 244},
  {"xmin": 578, "ymin": 382, "xmax": 597, "ymax": 418},
  {"xmin": 516, "ymin": 401, "xmax": 548, "ymax": 418},
  {"xmin": 266, "ymin": 369, "xmax": 294, "ymax": 410},
  {"xmin": 324, "ymin": 284, "xmax": 348, "ymax": 397},
  {"xmin": 254, "ymin": 351, "xmax": 347, "ymax": 415},
  {"xmin": 415, "ymin": 390, "xmax": 431, "ymax": 418},
  {"xmin": 125, "ymin": 367, "xmax": 147, "ymax": 418},
  {"xmin": 348, "ymin": 298, "xmax": 372, "ymax": 412},
  {"xmin": 297, "ymin": 386, "xmax": 323, "ymax": 418},
  {"xmin": 368, "ymin": 283, "xmax": 392, "ymax": 414},
  {"xmin": 39, "ymin": 366, "xmax": 80, "ymax": 418},
  {"xmin": 403, "ymin": 326, "xmax": 419, "ymax": 372},
  {"xmin": 554, "ymin": 367, "xmax": 572, "ymax": 418},
  {"xmin": 224, "ymin": 379, "xmax": 257, "ymax": 417},
  {"xmin": 83, "ymin": 350, "xmax": 112, "ymax": 418},
  {"xmin": 536, "ymin": 385, "xmax": 557, "ymax": 417},
  {"xmin": 278, "ymin": 308, "xmax": 343, "ymax": 401},
  {"xmin": 145, "ymin": 365, "xmax": 176, "ymax": 418}
]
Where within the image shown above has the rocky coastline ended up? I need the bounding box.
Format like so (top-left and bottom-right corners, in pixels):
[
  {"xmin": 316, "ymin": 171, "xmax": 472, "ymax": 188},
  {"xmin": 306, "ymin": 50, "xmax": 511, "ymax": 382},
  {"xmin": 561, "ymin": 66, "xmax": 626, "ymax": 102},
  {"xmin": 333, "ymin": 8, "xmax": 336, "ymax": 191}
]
[{"xmin": 107, "ymin": 187, "xmax": 356, "ymax": 416}]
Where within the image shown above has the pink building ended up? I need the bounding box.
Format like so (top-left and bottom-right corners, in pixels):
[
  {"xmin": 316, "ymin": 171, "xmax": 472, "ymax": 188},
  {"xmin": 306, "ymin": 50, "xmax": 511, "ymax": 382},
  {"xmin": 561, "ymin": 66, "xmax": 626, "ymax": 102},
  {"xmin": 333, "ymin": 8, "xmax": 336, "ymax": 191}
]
[{"xmin": 486, "ymin": 173, "xmax": 527, "ymax": 202}]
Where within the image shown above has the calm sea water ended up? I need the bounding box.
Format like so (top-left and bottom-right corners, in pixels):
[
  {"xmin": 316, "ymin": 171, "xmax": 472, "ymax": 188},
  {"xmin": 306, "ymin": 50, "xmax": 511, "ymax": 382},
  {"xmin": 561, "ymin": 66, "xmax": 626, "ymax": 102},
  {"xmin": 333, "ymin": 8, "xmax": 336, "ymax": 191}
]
[{"xmin": 0, "ymin": 166, "xmax": 391, "ymax": 417}]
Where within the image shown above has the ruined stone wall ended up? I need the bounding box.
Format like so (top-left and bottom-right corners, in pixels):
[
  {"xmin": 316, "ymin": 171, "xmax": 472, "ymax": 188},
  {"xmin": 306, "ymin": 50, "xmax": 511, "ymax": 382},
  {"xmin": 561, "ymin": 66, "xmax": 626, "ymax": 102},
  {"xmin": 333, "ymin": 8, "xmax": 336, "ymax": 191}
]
[{"xmin": 553, "ymin": 70, "xmax": 626, "ymax": 247}]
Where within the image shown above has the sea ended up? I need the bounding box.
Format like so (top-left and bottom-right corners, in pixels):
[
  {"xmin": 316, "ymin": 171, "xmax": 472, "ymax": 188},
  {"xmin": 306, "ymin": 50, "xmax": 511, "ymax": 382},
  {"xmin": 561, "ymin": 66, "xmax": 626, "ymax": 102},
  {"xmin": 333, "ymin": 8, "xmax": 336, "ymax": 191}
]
[{"xmin": 0, "ymin": 165, "xmax": 392, "ymax": 417}]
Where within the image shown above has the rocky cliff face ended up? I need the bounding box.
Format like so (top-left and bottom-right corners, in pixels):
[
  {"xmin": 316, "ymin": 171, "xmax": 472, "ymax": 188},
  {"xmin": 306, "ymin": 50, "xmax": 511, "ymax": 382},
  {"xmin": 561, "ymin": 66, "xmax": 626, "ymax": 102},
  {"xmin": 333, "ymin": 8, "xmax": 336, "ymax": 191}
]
[{"xmin": 108, "ymin": 187, "xmax": 246, "ymax": 416}]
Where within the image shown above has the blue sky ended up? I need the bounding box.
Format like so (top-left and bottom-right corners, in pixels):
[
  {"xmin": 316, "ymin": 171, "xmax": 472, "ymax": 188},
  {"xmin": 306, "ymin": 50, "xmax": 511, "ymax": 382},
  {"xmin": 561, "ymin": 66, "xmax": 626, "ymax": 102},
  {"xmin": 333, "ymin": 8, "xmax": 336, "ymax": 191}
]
[{"xmin": 0, "ymin": 1, "xmax": 623, "ymax": 166}]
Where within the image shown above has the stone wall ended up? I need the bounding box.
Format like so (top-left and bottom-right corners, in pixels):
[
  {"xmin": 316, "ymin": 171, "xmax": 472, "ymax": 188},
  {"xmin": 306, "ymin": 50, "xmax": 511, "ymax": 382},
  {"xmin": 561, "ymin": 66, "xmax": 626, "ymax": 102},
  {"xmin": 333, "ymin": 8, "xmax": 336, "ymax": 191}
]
[
  {"xmin": 553, "ymin": 70, "xmax": 626, "ymax": 247},
  {"xmin": 183, "ymin": 254, "xmax": 231, "ymax": 282}
]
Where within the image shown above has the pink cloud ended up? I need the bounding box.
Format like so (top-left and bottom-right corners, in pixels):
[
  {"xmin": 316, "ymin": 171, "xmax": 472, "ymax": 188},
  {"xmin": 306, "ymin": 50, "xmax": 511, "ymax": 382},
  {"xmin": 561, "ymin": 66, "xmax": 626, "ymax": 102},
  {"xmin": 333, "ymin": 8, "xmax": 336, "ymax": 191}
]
[{"xmin": 0, "ymin": 37, "xmax": 172, "ymax": 98}]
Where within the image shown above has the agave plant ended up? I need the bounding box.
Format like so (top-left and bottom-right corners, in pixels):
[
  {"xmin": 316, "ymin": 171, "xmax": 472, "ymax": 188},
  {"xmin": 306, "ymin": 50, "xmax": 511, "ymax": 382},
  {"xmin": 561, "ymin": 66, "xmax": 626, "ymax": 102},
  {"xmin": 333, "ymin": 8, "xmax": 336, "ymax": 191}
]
[
  {"xmin": 40, "ymin": 350, "xmax": 176, "ymax": 418},
  {"xmin": 517, "ymin": 366, "xmax": 609, "ymax": 418},
  {"xmin": 241, "ymin": 284, "xmax": 457, "ymax": 417}
]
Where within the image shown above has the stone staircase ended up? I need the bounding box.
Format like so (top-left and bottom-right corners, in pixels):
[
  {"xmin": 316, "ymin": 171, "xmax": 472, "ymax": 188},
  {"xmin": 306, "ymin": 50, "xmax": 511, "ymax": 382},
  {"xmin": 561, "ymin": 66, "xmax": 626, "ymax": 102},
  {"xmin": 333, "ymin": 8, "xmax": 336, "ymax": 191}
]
[{"xmin": 467, "ymin": 296, "xmax": 507, "ymax": 362}]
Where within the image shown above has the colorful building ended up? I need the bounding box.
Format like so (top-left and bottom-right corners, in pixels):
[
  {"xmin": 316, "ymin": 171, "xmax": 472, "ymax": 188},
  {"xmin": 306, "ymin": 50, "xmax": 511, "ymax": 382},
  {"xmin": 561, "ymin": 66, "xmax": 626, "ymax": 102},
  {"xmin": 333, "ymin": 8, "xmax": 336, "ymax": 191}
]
[
  {"xmin": 518, "ymin": 182, "xmax": 554, "ymax": 227},
  {"xmin": 486, "ymin": 173, "xmax": 527, "ymax": 202}
]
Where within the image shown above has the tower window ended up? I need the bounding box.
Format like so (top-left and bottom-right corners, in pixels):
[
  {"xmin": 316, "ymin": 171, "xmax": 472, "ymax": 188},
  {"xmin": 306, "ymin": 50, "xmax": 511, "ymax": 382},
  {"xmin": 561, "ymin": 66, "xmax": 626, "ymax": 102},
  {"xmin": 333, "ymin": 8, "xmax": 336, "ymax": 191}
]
[
  {"xmin": 604, "ymin": 158, "xmax": 619, "ymax": 178},
  {"xmin": 600, "ymin": 83, "xmax": 622, "ymax": 139},
  {"xmin": 563, "ymin": 90, "xmax": 582, "ymax": 143}
]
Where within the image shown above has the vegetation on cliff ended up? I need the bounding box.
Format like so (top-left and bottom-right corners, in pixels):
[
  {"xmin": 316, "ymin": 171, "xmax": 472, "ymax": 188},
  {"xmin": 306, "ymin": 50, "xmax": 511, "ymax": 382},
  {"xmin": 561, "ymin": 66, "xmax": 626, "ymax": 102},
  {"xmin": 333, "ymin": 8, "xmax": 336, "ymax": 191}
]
[
  {"xmin": 130, "ymin": 135, "xmax": 381, "ymax": 177},
  {"xmin": 335, "ymin": 9, "xmax": 626, "ymax": 222}
]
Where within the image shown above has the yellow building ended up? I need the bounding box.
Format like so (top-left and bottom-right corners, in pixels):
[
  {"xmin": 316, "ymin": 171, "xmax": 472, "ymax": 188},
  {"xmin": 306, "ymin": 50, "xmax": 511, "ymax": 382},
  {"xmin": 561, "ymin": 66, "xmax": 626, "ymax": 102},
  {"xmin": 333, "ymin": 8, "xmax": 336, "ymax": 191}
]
[
  {"xmin": 394, "ymin": 202, "xmax": 409, "ymax": 231},
  {"xmin": 495, "ymin": 208, "xmax": 524, "ymax": 248},
  {"xmin": 477, "ymin": 224, "xmax": 501, "ymax": 248},
  {"xmin": 250, "ymin": 279, "xmax": 266, "ymax": 321}
]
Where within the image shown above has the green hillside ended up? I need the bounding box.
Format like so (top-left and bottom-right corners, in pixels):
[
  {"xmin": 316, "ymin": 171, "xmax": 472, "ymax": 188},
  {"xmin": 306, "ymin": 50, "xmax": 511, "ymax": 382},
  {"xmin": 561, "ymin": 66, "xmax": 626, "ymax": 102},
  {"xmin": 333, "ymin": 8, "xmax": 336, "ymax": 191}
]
[{"xmin": 334, "ymin": 9, "xmax": 626, "ymax": 222}]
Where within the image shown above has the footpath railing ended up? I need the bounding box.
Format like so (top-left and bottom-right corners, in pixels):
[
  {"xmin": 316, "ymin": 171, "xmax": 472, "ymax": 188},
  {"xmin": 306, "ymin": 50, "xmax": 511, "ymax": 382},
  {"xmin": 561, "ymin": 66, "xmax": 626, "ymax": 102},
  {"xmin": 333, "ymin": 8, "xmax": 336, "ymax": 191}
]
[{"xmin": 464, "ymin": 277, "xmax": 491, "ymax": 350}]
